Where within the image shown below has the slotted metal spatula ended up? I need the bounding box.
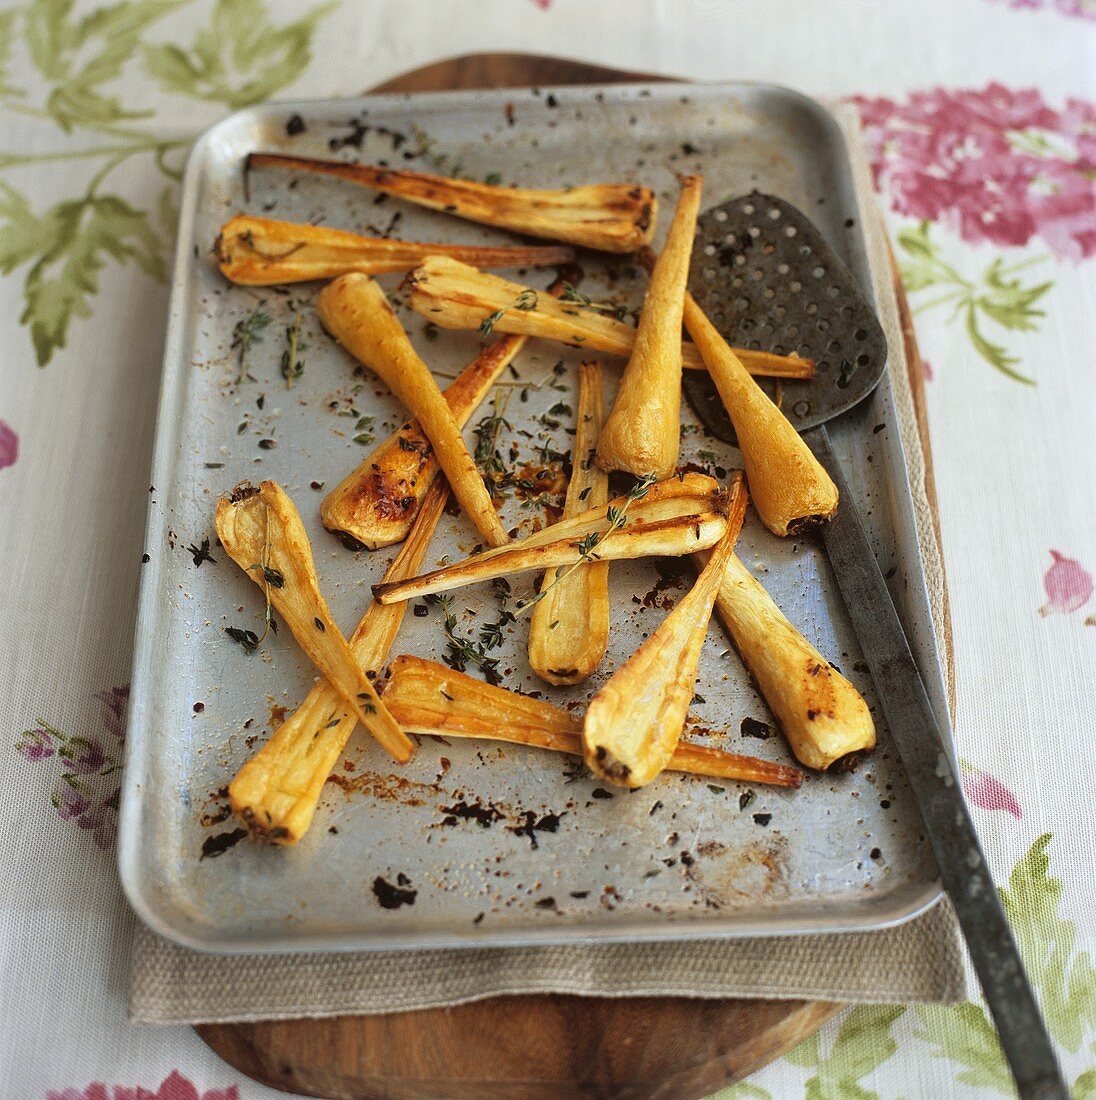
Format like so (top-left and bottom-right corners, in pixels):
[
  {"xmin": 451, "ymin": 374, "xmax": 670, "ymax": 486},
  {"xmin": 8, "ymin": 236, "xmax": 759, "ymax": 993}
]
[{"xmin": 688, "ymin": 193, "xmax": 1066, "ymax": 1100}]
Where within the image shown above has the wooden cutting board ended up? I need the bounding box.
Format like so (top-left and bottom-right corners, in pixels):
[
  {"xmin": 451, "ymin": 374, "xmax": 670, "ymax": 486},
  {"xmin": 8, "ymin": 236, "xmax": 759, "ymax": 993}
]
[{"xmin": 196, "ymin": 52, "xmax": 946, "ymax": 1100}]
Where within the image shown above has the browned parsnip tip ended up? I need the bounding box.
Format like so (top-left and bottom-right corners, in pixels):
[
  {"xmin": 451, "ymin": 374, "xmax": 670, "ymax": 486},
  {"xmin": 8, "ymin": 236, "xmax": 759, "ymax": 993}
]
[
  {"xmin": 582, "ymin": 472, "xmax": 746, "ymax": 788},
  {"xmin": 383, "ymin": 655, "xmax": 803, "ymax": 788},
  {"xmin": 214, "ymin": 480, "xmax": 409, "ymax": 764},
  {"xmin": 596, "ymin": 175, "xmax": 702, "ymax": 479},
  {"xmin": 246, "ymin": 152, "xmax": 657, "ymax": 252},
  {"xmin": 228, "ymin": 481, "xmax": 452, "ymax": 843},
  {"xmin": 215, "ymin": 215, "xmax": 576, "ymax": 285},
  {"xmin": 372, "ymin": 472, "xmax": 729, "ymax": 606},
  {"xmin": 528, "ymin": 362, "xmax": 610, "ymax": 685},
  {"xmin": 405, "ymin": 255, "xmax": 814, "ymax": 379},
  {"xmin": 316, "ymin": 273, "xmax": 509, "ymax": 548}
]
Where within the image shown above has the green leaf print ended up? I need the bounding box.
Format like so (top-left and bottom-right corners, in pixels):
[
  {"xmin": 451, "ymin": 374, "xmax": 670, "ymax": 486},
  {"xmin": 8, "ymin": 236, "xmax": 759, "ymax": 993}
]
[
  {"xmin": 714, "ymin": 1082, "xmax": 772, "ymax": 1099},
  {"xmin": 24, "ymin": 0, "xmax": 187, "ymax": 131},
  {"xmin": 1074, "ymin": 1068, "xmax": 1096, "ymax": 1099},
  {"xmin": 803, "ymin": 1006, "xmax": 905, "ymax": 1100},
  {"xmin": 143, "ymin": 0, "xmax": 337, "ymax": 109},
  {"xmin": 1000, "ymin": 833, "xmax": 1096, "ymax": 1052},
  {"xmin": 18, "ymin": 193, "xmax": 166, "ymax": 365},
  {"xmin": 0, "ymin": 8, "xmax": 25, "ymax": 99},
  {"xmin": 914, "ymin": 1002, "xmax": 1012, "ymax": 1094},
  {"xmin": 897, "ymin": 220, "xmax": 1051, "ymax": 385}
]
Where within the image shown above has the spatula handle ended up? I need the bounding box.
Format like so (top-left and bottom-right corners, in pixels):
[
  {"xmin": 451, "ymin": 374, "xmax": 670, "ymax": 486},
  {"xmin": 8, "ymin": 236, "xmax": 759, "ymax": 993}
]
[{"xmin": 806, "ymin": 426, "xmax": 1066, "ymax": 1100}]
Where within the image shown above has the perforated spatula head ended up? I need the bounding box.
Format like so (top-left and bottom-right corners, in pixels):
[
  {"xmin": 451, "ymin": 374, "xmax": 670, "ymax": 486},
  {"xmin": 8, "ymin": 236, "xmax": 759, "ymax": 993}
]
[{"xmin": 685, "ymin": 193, "xmax": 887, "ymax": 438}]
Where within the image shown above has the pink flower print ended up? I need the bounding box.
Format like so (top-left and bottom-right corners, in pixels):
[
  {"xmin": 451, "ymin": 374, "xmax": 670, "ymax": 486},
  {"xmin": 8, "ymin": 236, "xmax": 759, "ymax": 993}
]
[
  {"xmin": 16, "ymin": 726, "xmax": 55, "ymax": 761},
  {"xmin": 992, "ymin": 0, "xmax": 1096, "ymax": 18},
  {"xmin": 960, "ymin": 760, "xmax": 1022, "ymax": 818},
  {"xmin": 48, "ymin": 1071, "xmax": 239, "ymax": 1100},
  {"xmin": 854, "ymin": 85, "xmax": 1096, "ymax": 260},
  {"xmin": 0, "ymin": 418, "xmax": 16, "ymax": 469},
  {"xmin": 96, "ymin": 683, "xmax": 130, "ymax": 740},
  {"xmin": 54, "ymin": 779, "xmax": 90, "ymax": 820},
  {"xmin": 61, "ymin": 736, "xmax": 107, "ymax": 775},
  {"xmin": 922, "ymin": 359, "xmax": 934, "ymax": 382},
  {"xmin": 77, "ymin": 791, "xmax": 119, "ymax": 850},
  {"xmin": 1039, "ymin": 549, "xmax": 1093, "ymax": 615},
  {"xmin": 530, "ymin": 0, "xmax": 552, "ymax": 7}
]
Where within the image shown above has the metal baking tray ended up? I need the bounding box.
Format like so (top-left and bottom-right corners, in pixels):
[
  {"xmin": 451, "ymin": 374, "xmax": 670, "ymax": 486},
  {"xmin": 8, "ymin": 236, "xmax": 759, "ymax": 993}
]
[{"xmin": 119, "ymin": 82, "xmax": 946, "ymax": 953}]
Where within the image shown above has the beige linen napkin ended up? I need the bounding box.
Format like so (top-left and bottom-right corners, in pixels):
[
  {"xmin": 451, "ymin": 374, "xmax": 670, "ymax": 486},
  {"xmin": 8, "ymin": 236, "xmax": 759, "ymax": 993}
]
[{"xmin": 128, "ymin": 104, "xmax": 967, "ymax": 1024}]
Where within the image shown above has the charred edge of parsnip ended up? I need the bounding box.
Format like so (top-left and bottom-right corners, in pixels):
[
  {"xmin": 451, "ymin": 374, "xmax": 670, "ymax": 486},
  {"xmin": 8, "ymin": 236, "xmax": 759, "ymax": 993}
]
[
  {"xmin": 581, "ymin": 474, "xmax": 745, "ymax": 788},
  {"xmin": 228, "ymin": 482, "xmax": 450, "ymax": 843},
  {"xmin": 214, "ymin": 480, "xmax": 409, "ymax": 763},
  {"xmin": 596, "ymin": 175, "xmax": 701, "ymax": 479},
  {"xmin": 528, "ymin": 362, "xmax": 610, "ymax": 685},
  {"xmin": 406, "ymin": 255, "xmax": 815, "ymax": 379},
  {"xmin": 215, "ymin": 214, "xmax": 575, "ymax": 285},
  {"xmin": 245, "ymin": 153, "xmax": 657, "ymax": 252},
  {"xmin": 381, "ymin": 655, "xmax": 803, "ymax": 788},
  {"xmin": 371, "ymin": 473, "xmax": 729, "ymax": 605},
  {"xmin": 316, "ymin": 273, "xmax": 509, "ymax": 548}
]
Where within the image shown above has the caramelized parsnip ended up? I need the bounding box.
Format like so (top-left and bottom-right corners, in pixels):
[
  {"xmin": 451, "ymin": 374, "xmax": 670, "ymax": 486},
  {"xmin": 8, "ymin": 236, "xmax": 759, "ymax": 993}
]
[
  {"xmin": 246, "ymin": 153, "xmax": 657, "ymax": 252},
  {"xmin": 703, "ymin": 550, "xmax": 876, "ymax": 770},
  {"xmin": 407, "ymin": 256, "xmax": 813, "ymax": 379},
  {"xmin": 317, "ymin": 273, "xmax": 508, "ymax": 548},
  {"xmin": 582, "ymin": 473, "xmax": 747, "ymax": 788},
  {"xmin": 528, "ymin": 363, "xmax": 610, "ymax": 685},
  {"xmin": 215, "ymin": 481, "xmax": 407, "ymax": 761},
  {"xmin": 372, "ymin": 472, "xmax": 729, "ymax": 605},
  {"xmin": 321, "ymin": 333, "xmax": 527, "ymax": 549},
  {"xmin": 596, "ymin": 175, "xmax": 701, "ymax": 478},
  {"xmin": 216, "ymin": 215, "xmax": 575, "ymax": 285},
  {"xmin": 228, "ymin": 482, "xmax": 451, "ymax": 843},
  {"xmin": 383, "ymin": 656, "xmax": 803, "ymax": 789}
]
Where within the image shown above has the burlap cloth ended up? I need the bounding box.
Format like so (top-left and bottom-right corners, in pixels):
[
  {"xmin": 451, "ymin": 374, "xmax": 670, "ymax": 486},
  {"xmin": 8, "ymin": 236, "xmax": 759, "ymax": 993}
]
[{"xmin": 128, "ymin": 104, "xmax": 967, "ymax": 1024}]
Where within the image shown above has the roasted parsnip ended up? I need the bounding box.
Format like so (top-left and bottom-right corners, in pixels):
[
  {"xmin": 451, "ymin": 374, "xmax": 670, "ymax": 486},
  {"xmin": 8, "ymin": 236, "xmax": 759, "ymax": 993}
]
[
  {"xmin": 407, "ymin": 256, "xmax": 813, "ymax": 380},
  {"xmin": 321, "ymin": 278, "xmax": 575, "ymax": 550},
  {"xmin": 372, "ymin": 472, "xmax": 729, "ymax": 605},
  {"xmin": 640, "ymin": 247, "xmax": 838, "ymax": 535},
  {"xmin": 216, "ymin": 215, "xmax": 575, "ymax": 285},
  {"xmin": 246, "ymin": 153, "xmax": 656, "ymax": 252},
  {"xmin": 228, "ymin": 482, "xmax": 450, "ymax": 843},
  {"xmin": 596, "ymin": 176, "xmax": 701, "ymax": 478},
  {"xmin": 527, "ymin": 363, "xmax": 610, "ymax": 684},
  {"xmin": 383, "ymin": 656, "xmax": 803, "ymax": 789},
  {"xmin": 317, "ymin": 273, "xmax": 509, "ymax": 548},
  {"xmin": 321, "ymin": 333, "xmax": 527, "ymax": 549},
  {"xmin": 702, "ymin": 550, "xmax": 876, "ymax": 771},
  {"xmin": 583, "ymin": 474, "xmax": 748, "ymax": 788},
  {"xmin": 215, "ymin": 481, "xmax": 407, "ymax": 759}
]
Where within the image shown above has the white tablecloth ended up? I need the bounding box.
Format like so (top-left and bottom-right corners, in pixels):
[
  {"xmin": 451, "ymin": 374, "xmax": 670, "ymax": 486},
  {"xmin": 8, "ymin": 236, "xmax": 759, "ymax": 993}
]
[{"xmin": 1, "ymin": 1, "xmax": 1093, "ymax": 1097}]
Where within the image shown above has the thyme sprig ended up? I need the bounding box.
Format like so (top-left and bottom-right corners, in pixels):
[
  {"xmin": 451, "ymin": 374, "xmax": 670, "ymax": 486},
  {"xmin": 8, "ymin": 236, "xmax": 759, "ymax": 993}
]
[
  {"xmin": 428, "ymin": 594, "xmax": 504, "ymax": 685},
  {"xmin": 231, "ymin": 306, "xmax": 270, "ymax": 380},
  {"xmin": 514, "ymin": 473, "xmax": 657, "ymax": 616},
  {"xmin": 477, "ymin": 288, "xmax": 540, "ymax": 338},
  {"xmin": 281, "ymin": 310, "xmax": 305, "ymax": 388},
  {"xmin": 560, "ymin": 283, "xmax": 633, "ymax": 322}
]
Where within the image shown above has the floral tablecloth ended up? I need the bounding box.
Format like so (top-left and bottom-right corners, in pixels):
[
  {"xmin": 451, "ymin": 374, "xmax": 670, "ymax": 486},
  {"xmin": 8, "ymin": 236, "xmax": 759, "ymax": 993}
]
[{"xmin": 1, "ymin": 1, "xmax": 1093, "ymax": 1097}]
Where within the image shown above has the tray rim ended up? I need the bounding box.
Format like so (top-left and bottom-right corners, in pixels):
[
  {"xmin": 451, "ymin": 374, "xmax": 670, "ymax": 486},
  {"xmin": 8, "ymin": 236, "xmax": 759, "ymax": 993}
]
[{"xmin": 118, "ymin": 78, "xmax": 947, "ymax": 955}]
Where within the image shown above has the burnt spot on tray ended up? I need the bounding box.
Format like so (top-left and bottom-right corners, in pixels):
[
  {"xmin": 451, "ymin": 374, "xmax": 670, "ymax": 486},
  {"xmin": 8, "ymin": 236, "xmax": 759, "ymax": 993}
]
[
  {"xmin": 200, "ymin": 828, "xmax": 247, "ymax": 860},
  {"xmin": 509, "ymin": 810, "xmax": 563, "ymax": 849},
  {"xmin": 740, "ymin": 716, "xmax": 771, "ymax": 740},
  {"xmin": 440, "ymin": 799, "xmax": 504, "ymax": 828},
  {"xmin": 372, "ymin": 874, "xmax": 417, "ymax": 909}
]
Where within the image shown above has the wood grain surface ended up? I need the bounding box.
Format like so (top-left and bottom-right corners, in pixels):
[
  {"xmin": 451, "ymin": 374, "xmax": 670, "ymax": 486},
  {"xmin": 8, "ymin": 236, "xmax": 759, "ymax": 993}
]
[{"xmin": 197, "ymin": 51, "xmax": 945, "ymax": 1100}]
